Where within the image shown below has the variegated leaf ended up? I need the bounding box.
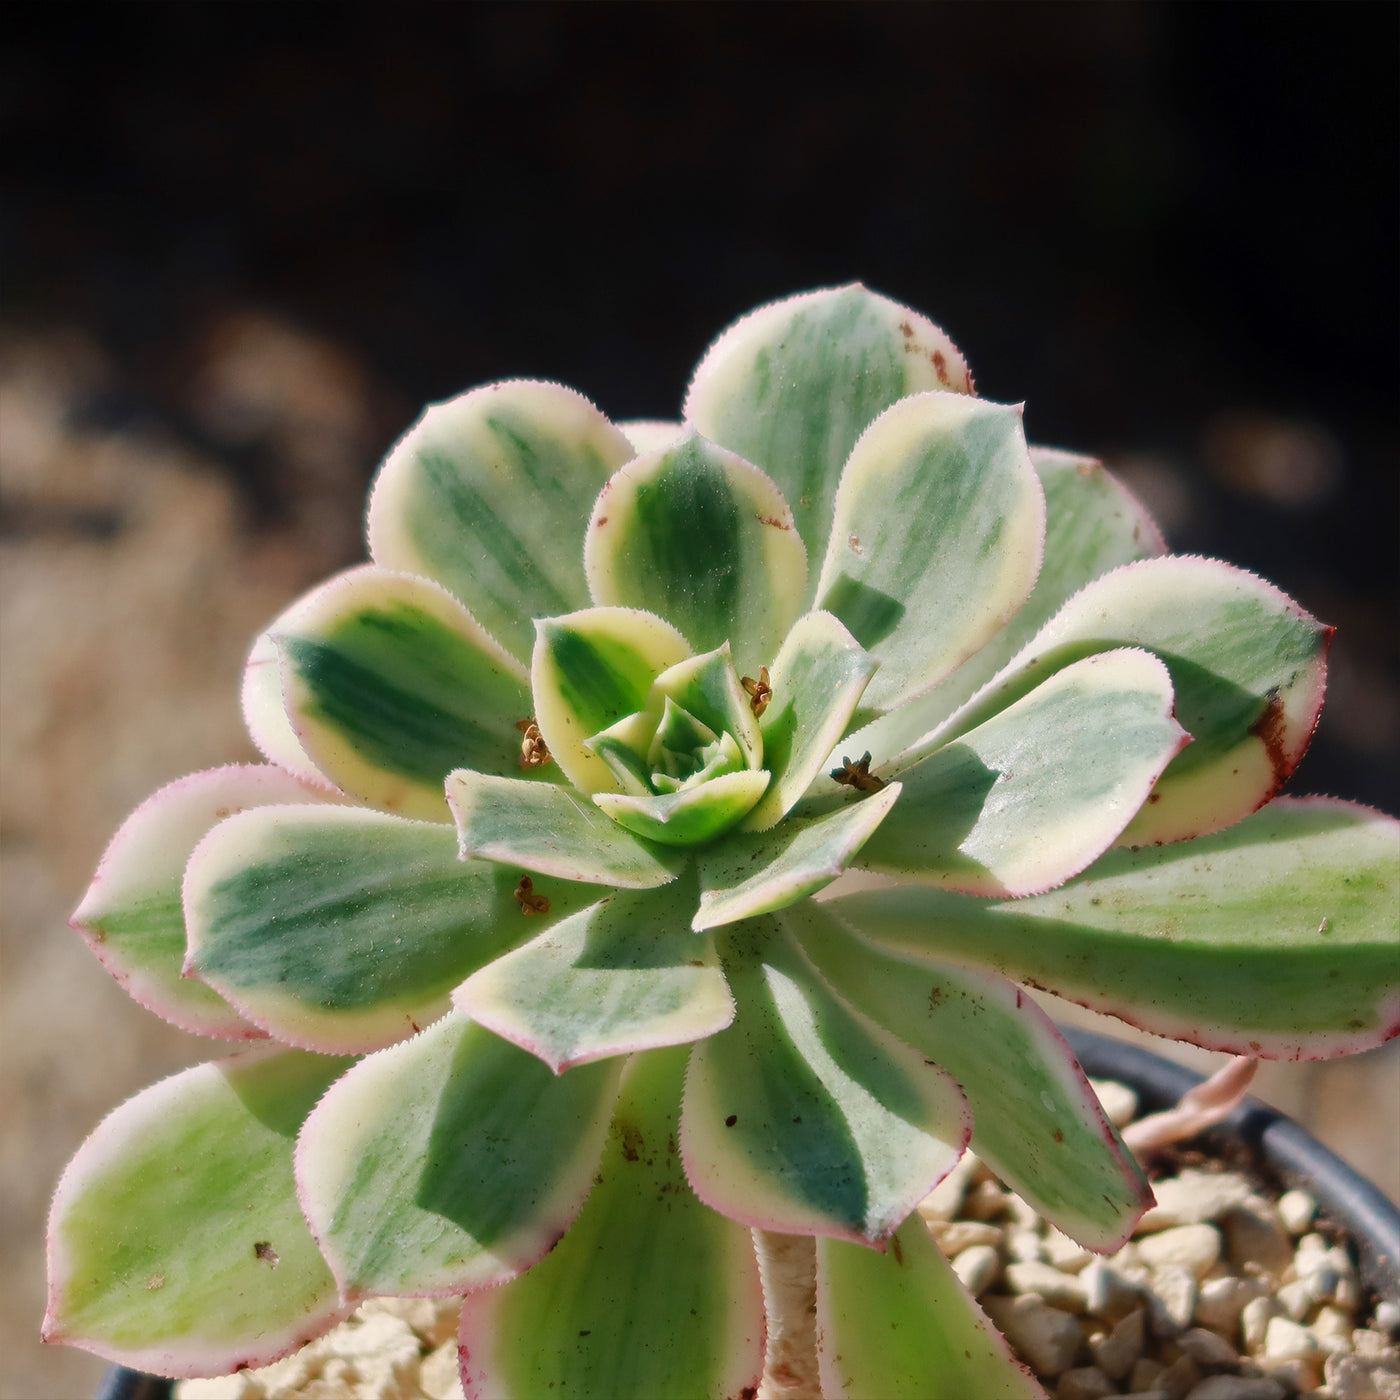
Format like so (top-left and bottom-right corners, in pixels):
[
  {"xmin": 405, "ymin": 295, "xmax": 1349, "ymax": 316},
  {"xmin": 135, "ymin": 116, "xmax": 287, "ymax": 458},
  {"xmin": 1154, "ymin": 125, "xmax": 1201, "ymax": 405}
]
[
  {"xmin": 816, "ymin": 1214, "xmax": 1046, "ymax": 1400},
  {"xmin": 682, "ymin": 919, "xmax": 970, "ymax": 1244},
  {"xmin": 447, "ymin": 771, "xmax": 685, "ymax": 888},
  {"xmin": 740, "ymin": 611, "xmax": 877, "ymax": 832},
  {"xmin": 790, "ymin": 901, "xmax": 1149, "ymax": 1250},
  {"xmin": 594, "ymin": 768, "xmax": 771, "ymax": 846},
  {"xmin": 70, "ymin": 765, "xmax": 341, "ymax": 1038},
  {"xmin": 454, "ymin": 878, "xmax": 734, "ymax": 1072},
  {"xmin": 835, "ymin": 798, "xmax": 1400, "ymax": 1059},
  {"xmin": 185, "ymin": 804, "xmax": 596, "ymax": 1053},
  {"xmin": 268, "ymin": 565, "xmax": 541, "ymax": 823},
  {"xmin": 44, "ymin": 1046, "xmax": 350, "ymax": 1378},
  {"xmin": 814, "ymin": 392, "xmax": 1045, "ymax": 714},
  {"xmin": 652, "ymin": 644, "xmax": 762, "ymax": 768},
  {"xmin": 844, "ymin": 446, "xmax": 1165, "ymax": 767},
  {"xmin": 458, "ymin": 1046, "xmax": 764, "ymax": 1400},
  {"xmin": 530, "ymin": 606, "xmax": 691, "ymax": 794},
  {"xmin": 899, "ymin": 556, "xmax": 1331, "ymax": 844},
  {"xmin": 685, "ymin": 283, "xmax": 972, "ymax": 584},
  {"xmin": 366, "ymin": 380, "xmax": 634, "ymax": 662},
  {"xmin": 295, "ymin": 1012, "xmax": 623, "ymax": 1300},
  {"xmin": 694, "ymin": 782, "xmax": 902, "ymax": 930},
  {"xmin": 855, "ymin": 649, "xmax": 1187, "ymax": 896},
  {"xmin": 583, "ymin": 432, "xmax": 807, "ymax": 675}
]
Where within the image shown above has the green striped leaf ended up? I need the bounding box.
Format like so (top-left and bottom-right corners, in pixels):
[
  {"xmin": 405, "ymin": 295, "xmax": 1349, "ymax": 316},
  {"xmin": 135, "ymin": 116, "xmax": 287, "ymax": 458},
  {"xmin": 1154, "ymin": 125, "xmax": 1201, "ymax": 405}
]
[
  {"xmin": 739, "ymin": 611, "xmax": 877, "ymax": 832},
  {"xmin": 816, "ymin": 1215, "xmax": 1045, "ymax": 1400},
  {"xmin": 454, "ymin": 878, "xmax": 733, "ymax": 1072},
  {"xmin": 531, "ymin": 607, "xmax": 691, "ymax": 794},
  {"xmin": 70, "ymin": 765, "xmax": 342, "ymax": 1039},
  {"xmin": 447, "ymin": 771, "xmax": 686, "ymax": 888},
  {"xmin": 856, "ymin": 649, "xmax": 1186, "ymax": 896},
  {"xmin": 845, "ymin": 446, "xmax": 1164, "ymax": 769},
  {"xmin": 652, "ymin": 645, "xmax": 762, "ymax": 769},
  {"xmin": 185, "ymin": 805, "xmax": 597, "ymax": 1053},
  {"xmin": 815, "ymin": 392, "xmax": 1045, "ymax": 714},
  {"xmin": 791, "ymin": 901, "xmax": 1149, "ymax": 1250},
  {"xmin": 694, "ymin": 782, "xmax": 902, "ymax": 931},
  {"xmin": 685, "ymin": 284, "xmax": 972, "ymax": 585},
  {"xmin": 835, "ymin": 798, "xmax": 1400, "ymax": 1059},
  {"xmin": 44, "ymin": 1045, "xmax": 350, "ymax": 1378},
  {"xmin": 594, "ymin": 768, "xmax": 771, "ymax": 846},
  {"xmin": 241, "ymin": 631, "xmax": 325, "ymax": 786},
  {"xmin": 366, "ymin": 380, "xmax": 634, "ymax": 663},
  {"xmin": 295, "ymin": 1013, "xmax": 623, "ymax": 1300},
  {"xmin": 583, "ymin": 432, "xmax": 807, "ymax": 675},
  {"xmin": 681, "ymin": 920, "xmax": 970, "ymax": 1244},
  {"xmin": 270, "ymin": 565, "xmax": 542, "ymax": 823},
  {"xmin": 458, "ymin": 1046, "xmax": 764, "ymax": 1400},
  {"xmin": 905, "ymin": 556, "xmax": 1332, "ymax": 844}
]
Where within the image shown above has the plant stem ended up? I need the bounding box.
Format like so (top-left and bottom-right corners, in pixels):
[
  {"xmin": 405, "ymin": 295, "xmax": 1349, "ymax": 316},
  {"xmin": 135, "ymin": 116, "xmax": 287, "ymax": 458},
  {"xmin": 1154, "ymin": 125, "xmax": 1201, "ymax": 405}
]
[{"xmin": 754, "ymin": 1229, "xmax": 822, "ymax": 1400}]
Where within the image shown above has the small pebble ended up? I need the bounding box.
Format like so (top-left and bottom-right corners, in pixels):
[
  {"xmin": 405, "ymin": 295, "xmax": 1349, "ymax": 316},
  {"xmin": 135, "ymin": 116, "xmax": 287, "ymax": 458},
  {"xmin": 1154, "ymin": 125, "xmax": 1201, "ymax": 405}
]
[
  {"xmin": 1277, "ymin": 1278, "xmax": 1314, "ymax": 1320},
  {"xmin": 1182, "ymin": 1379, "xmax": 1286, "ymax": 1400},
  {"xmin": 1131, "ymin": 1357, "xmax": 1167, "ymax": 1391},
  {"xmin": 1325, "ymin": 1351, "xmax": 1400, "ymax": 1400},
  {"xmin": 1262, "ymin": 1315, "xmax": 1322, "ymax": 1363},
  {"xmin": 1194, "ymin": 1275, "xmax": 1268, "ymax": 1333},
  {"xmin": 1091, "ymin": 1308, "xmax": 1147, "ymax": 1380},
  {"xmin": 983, "ymin": 1293, "xmax": 1085, "ymax": 1377},
  {"xmin": 1091, "ymin": 1077, "xmax": 1139, "ymax": 1127},
  {"xmin": 1135, "ymin": 1171, "xmax": 1254, "ymax": 1234},
  {"xmin": 1044, "ymin": 1226, "xmax": 1094, "ymax": 1273},
  {"xmin": 1082, "ymin": 1258, "xmax": 1144, "ymax": 1323},
  {"xmin": 1276, "ymin": 1188, "xmax": 1317, "ymax": 1235},
  {"xmin": 1056, "ymin": 1364, "xmax": 1115, "ymax": 1400},
  {"xmin": 1155, "ymin": 1352, "xmax": 1203, "ymax": 1399},
  {"xmin": 1145, "ymin": 1265, "xmax": 1198, "ymax": 1336},
  {"xmin": 919, "ymin": 1152, "xmax": 980, "ymax": 1221},
  {"xmin": 929, "ymin": 1219, "xmax": 1004, "ymax": 1254},
  {"xmin": 1241, "ymin": 1295, "xmax": 1285, "ymax": 1353},
  {"xmin": 1137, "ymin": 1224, "xmax": 1222, "ymax": 1279},
  {"xmin": 1009, "ymin": 1227, "xmax": 1048, "ymax": 1263},
  {"xmin": 1222, "ymin": 1202, "xmax": 1293, "ymax": 1278},
  {"xmin": 1178, "ymin": 1327, "xmax": 1240, "ymax": 1366},
  {"xmin": 420, "ymin": 1339, "xmax": 466, "ymax": 1400},
  {"xmin": 1006, "ymin": 1260, "xmax": 1089, "ymax": 1313},
  {"xmin": 952, "ymin": 1243, "xmax": 1001, "ymax": 1296},
  {"xmin": 1374, "ymin": 1299, "xmax": 1400, "ymax": 1336},
  {"xmin": 964, "ymin": 1178, "xmax": 1011, "ymax": 1220}
]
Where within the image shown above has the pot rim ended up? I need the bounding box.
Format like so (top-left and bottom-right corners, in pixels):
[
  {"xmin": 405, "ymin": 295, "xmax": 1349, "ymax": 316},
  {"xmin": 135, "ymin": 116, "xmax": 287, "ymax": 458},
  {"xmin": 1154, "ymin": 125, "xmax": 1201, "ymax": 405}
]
[{"xmin": 96, "ymin": 1025, "xmax": 1400, "ymax": 1399}]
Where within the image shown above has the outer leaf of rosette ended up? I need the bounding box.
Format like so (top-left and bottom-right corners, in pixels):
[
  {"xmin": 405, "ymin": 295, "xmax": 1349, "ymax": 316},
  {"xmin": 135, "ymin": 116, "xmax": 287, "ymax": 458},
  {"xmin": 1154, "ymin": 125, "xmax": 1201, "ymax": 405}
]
[
  {"xmin": 896, "ymin": 555, "xmax": 1332, "ymax": 845},
  {"xmin": 457, "ymin": 1045, "xmax": 764, "ymax": 1400},
  {"xmin": 531, "ymin": 606, "xmax": 691, "ymax": 794},
  {"xmin": 854, "ymin": 649, "xmax": 1188, "ymax": 898},
  {"xmin": 583, "ymin": 430, "xmax": 807, "ymax": 677},
  {"xmin": 454, "ymin": 874, "xmax": 734, "ymax": 1073},
  {"xmin": 814, "ymin": 392, "xmax": 1045, "ymax": 717},
  {"xmin": 684, "ymin": 283, "xmax": 973, "ymax": 597},
  {"xmin": 44, "ymin": 1044, "xmax": 352, "ymax": 1378},
  {"xmin": 264, "ymin": 565, "xmax": 544, "ymax": 823},
  {"xmin": 842, "ymin": 445, "xmax": 1165, "ymax": 770},
  {"xmin": 184, "ymin": 803, "xmax": 600, "ymax": 1053},
  {"xmin": 70, "ymin": 764, "xmax": 343, "ymax": 1039},
  {"xmin": 816, "ymin": 1214, "xmax": 1046, "ymax": 1400},
  {"xmin": 595, "ymin": 770, "xmax": 772, "ymax": 846},
  {"xmin": 789, "ymin": 899, "xmax": 1150, "ymax": 1251},
  {"xmin": 366, "ymin": 380, "xmax": 635, "ymax": 665},
  {"xmin": 681, "ymin": 918, "xmax": 970, "ymax": 1245},
  {"xmin": 294, "ymin": 1011, "xmax": 624, "ymax": 1301},
  {"xmin": 739, "ymin": 610, "xmax": 878, "ymax": 833},
  {"xmin": 831, "ymin": 797, "xmax": 1400, "ymax": 1060}
]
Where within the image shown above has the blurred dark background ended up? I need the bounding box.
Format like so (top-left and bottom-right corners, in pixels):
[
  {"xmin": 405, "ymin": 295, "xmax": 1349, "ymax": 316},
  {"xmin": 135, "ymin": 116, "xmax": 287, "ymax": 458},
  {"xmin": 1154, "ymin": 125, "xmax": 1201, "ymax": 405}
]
[
  {"xmin": 5, "ymin": 1, "xmax": 1396, "ymax": 807},
  {"xmin": 2, "ymin": 7, "xmax": 1397, "ymax": 1395}
]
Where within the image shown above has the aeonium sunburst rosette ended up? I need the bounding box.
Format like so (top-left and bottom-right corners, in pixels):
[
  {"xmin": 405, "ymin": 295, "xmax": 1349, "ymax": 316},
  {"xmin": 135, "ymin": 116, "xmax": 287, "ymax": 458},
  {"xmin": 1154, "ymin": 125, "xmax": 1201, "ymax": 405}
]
[{"xmin": 45, "ymin": 285, "xmax": 1399, "ymax": 1400}]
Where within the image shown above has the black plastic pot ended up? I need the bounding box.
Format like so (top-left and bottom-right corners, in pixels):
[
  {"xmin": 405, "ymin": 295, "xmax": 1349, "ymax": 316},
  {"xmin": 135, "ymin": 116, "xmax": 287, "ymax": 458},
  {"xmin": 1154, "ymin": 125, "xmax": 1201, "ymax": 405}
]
[{"xmin": 96, "ymin": 1027, "xmax": 1399, "ymax": 1399}]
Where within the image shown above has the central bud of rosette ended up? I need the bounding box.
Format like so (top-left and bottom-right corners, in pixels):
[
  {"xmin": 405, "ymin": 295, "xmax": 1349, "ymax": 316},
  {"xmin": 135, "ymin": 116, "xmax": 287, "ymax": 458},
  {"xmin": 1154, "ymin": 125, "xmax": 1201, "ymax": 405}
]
[{"xmin": 582, "ymin": 645, "xmax": 770, "ymax": 846}]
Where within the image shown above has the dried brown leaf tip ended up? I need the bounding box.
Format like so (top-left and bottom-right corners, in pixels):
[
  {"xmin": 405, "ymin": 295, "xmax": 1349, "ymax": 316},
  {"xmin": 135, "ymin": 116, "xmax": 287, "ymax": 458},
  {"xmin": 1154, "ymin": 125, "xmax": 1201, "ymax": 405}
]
[
  {"xmin": 830, "ymin": 751, "xmax": 886, "ymax": 793},
  {"xmin": 513, "ymin": 874, "xmax": 550, "ymax": 916},
  {"xmin": 741, "ymin": 666, "xmax": 772, "ymax": 718},
  {"xmin": 515, "ymin": 718, "xmax": 552, "ymax": 769}
]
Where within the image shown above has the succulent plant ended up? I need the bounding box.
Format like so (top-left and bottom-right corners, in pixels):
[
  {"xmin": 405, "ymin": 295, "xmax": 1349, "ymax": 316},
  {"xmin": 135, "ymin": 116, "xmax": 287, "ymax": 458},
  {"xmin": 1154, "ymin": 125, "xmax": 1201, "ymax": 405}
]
[{"xmin": 45, "ymin": 285, "xmax": 1399, "ymax": 1399}]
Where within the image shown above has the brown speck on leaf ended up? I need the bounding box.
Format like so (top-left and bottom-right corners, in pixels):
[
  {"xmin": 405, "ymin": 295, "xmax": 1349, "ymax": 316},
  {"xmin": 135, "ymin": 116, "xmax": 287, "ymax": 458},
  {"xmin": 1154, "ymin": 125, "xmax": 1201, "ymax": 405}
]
[
  {"xmin": 596, "ymin": 515, "xmax": 608, "ymax": 527},
  {"xmin": 1053, "ymin": 1128, "xmax": 1064, "ymax": 1143},
  {"xmin": 214, "ymin": 807, "xmax": 231, "ymax": 819},
  {"xmin": 741, "ymin": 666, "xmax": 772, "ymax": 718},
  {"xmin": 928, "ymin": 986, "xmax": 944, "ymax": 1009},
  {"xmin": 514, "ymin": 874, "xmax": 550, "ymax": 915},
  {"xmin": 847, "ymin": 532, "xmax": 863, "ymax": 554},
  {"xmin": 757, "ymin": 513, "xmax": 791, "ymax": 530},
  {"xmin": 899, "ymin": 320, "xmax": 914, "ymax": 338},
  {"xmin": 1247, "ymin": 689, "xmax": 1290, "ymax": 782},
  {"xmin": 932, "ymin": 349, "xmax": 949, "ymax": 384},
  {"xmin": 830, "ymin": 751, "xmax": 885, "ymax": 793},
  {"xmin": 1148, "ymin": 792, "xmax": 1161, "ymax": 803},
  {"xmin": 254, "ymin": 1241, "xmax": 280, "ymax": 1268},
  {"xmin": 724, "ymin": 1114, "xmax": 738, "ymax": 1127},
  {"xmin": 619, "ymin": 1122, "xmax": 645, "ymax": 1161},
  {"xmin": 891, "ymin": 1235, "xmax": 904, "ymax": 1265},
  {"xmin": 145, "ymin": 1274, "xmax": 165, "ymax": 1291},
  {"xmin": 515, "ymin": 717, "xmax": 552, "ymax": 769}
]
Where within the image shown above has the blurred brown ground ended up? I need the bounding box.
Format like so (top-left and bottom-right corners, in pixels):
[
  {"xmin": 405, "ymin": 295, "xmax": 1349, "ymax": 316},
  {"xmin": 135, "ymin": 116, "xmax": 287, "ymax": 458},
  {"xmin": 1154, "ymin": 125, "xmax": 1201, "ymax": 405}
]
[{"xmin": 1, "ymin": 312, "xmax": 1396, "ymax": 1400}]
